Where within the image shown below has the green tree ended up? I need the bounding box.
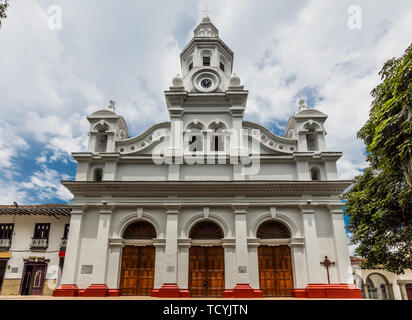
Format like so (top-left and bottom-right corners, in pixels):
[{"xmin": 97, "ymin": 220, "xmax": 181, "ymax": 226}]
[
  {"xmin": 342, "ymin": 43, "xmax": 412, "ymax": 274},
  {"xmin": 0, "ymin": 0, "xmax": 9, "ymax": 28}
]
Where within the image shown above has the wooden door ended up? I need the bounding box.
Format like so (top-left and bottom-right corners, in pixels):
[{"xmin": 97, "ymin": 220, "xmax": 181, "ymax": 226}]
[
  {"xmin": 0, "ymin": 260, "xmax": 6, "ymax": 292},
  {"xmin": 120, "ymin": 246, "xmax": 155, "ymax": 296},
  {"xmin": 406, "ymin": 284, "xmax": 412, "ymax": 300},
  {"xmin": 189, "ymin": 247, "xmax": 225, "ymax": 297},
  {"xmin": 258, "ymin": 246, "xmax": 294, "ymax": 297},
  {"xmin": 31, "ymin": 264, "xmax": 47, "ymax": 295}
]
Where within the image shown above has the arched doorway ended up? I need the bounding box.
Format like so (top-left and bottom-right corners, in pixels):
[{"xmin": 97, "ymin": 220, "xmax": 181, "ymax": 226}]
[
  {"xmin": 366, "ymin": 273, "xmax": 392, "ymax": 300},
  {"xmin": 119, "ymin": 221, "xmax": 156, "ymax": 296},
  {"xmin": 188, "ymin": 221, "xmax": 225, "ymax": 298},
  {"xmin": 257, "ymin": 220, "xmax": 294, "ymax": 297}
]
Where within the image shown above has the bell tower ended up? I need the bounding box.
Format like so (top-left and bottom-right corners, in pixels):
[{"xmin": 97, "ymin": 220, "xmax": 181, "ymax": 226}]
[
  {"xmin": 165, "ymin": 16, "xmax": 248, "ymax": 165},
  {"xmin": 179, "ymin": 16, "xmax": 234, "ymax": 93}
]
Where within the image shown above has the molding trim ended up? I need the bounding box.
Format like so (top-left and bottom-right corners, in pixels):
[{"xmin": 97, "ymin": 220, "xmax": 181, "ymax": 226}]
[{"xmin": 62, "ymin": 181, "xmax": 352, "ymax": 197}]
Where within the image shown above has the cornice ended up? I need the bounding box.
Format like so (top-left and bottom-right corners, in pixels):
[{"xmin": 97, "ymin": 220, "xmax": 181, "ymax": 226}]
[{"xmin": 62, "ymin": 180, "xmax": 352, "ymax": 197}]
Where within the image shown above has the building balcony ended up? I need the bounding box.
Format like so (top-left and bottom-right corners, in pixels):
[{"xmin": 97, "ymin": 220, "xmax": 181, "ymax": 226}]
[
  {"xmin": 30, "ymin": 238, "xmax": 48, "ymax": 250},
  {"xmin": 60, "ymin": 238, "xmax": 67, "ymax": 249},
  {"xmin": 0, "ymin": 238, "xmax": 11, "ymax": 249}
]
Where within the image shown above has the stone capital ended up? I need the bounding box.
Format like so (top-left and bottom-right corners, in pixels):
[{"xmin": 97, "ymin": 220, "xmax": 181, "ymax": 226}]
[
  {"xmin": 164, "ymin": 204, "xmax": 181, "ymax": 214},
  {"xmin": 70, "ymin": 205, "xmax": 87, "ymax": 215},
  {"xmin": 299, "ymin": 204, "xmax": 316, "ymax": 214},
  {"xmin": 232, "ymin": 203, "xmax": 249, "ymax": 214},
  {"xmin": 98, "ymin": 205, "xmax": 114, "ymax": 214},
  {"xmin": 327, "ymin": 204, "xmax": 345, "ymax": 214}
]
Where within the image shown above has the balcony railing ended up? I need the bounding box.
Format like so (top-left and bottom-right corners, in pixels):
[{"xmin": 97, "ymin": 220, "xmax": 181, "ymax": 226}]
[
  {"xmin": 30, "ymin": 238, "xmax": 48, "ymax": 250},
  {"xmin": 60, "ymin": 238, "xmax": 67, "ymax": 249},
  {"xmin": 0, "ymin": 238, "xmax": 11, "ymax": 249}
]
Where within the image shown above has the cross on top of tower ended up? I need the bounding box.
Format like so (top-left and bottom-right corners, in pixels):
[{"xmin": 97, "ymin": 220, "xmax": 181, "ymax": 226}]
[{"xmin": 202, "ymin": 0, "xmax": 211, "ymax": 17}]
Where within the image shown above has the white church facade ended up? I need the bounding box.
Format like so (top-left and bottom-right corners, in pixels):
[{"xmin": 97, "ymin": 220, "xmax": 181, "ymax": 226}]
[{"xmin": 52, "ymin": 17, "xmax": 362, "ymax": 298}]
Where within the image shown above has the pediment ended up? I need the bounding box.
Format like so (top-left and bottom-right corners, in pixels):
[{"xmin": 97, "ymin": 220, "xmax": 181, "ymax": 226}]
[{"xmin": 295, "ymin": 109, "xmax": 327, "ymax": 119}]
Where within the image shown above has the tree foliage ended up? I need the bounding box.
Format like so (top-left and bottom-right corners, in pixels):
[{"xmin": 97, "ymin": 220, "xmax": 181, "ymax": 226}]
[
  {"xmin": 342, "ymin": 43, "xmax": 412, "ymax": 274},
  {"xmin": 0, "ymin": 0, "xmax": 8, "ymax": 29}
]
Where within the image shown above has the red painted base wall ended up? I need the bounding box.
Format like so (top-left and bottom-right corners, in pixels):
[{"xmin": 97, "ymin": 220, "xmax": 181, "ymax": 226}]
[
  {"xmin": 293, "ymin": 284, "xmax": 363, "ymax": 299},
  {"xmin": 151, "ymin": 284, "xmax": 190, "ymax": 298},
  {"xmin": 223, "ymin": 284, "xmax": 263, "ymax": 298}
]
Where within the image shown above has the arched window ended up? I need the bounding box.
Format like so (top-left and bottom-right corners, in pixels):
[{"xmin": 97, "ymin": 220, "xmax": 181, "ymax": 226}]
[
  {"xmin": 201, "ymin": 50, "xmax": 212, "ymax": 67},
  {"xmin": 123, "ymin": 221, "xmax": 156, "ymax": 239},
  {"xmin": 306, "ymin": 128, "xmax": 319, "ymax": 151},
  {"xmin": 209, "ymin": 122, "xmax": 226, "ymax": 152},
  {"xmin": 94, "ymin": 123, "xmax": 110, "ymax": 153},
  {"xmin": 93, "ymin": 168, "xmax": 103, "ymax": 182},
  {"xmin": 257, "ymin": 220, "xmax": 291, "ymax": 239},
  {"xmin": 186, "ymin": 122, "xmax": 205, "ymax": 152},
  {"xmin": 189, "ymin": 221, "xmax": 224, "ymax": 240},
  {"xmin": 366, "ymin": 278, "xmax": 378, "ymax": 299},
  {"xmin": 310, "ymin": 167, "xmax": 321, "ymax": 181}
]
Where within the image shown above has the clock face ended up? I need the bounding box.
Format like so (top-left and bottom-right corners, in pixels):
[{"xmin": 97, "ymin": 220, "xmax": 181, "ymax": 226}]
[
  {"xmin": 200, "ymin": 78, "xmax": 213, "ymax": 88},
  {"xmin": 193, "ymin": 72, "xmax": 219, "ymax": 92}
]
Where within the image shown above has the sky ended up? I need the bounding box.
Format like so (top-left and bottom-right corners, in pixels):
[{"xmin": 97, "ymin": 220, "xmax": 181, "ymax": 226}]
[{"xmin": 0, "ymin": 0, "xmax": 411, "ymax": 217}]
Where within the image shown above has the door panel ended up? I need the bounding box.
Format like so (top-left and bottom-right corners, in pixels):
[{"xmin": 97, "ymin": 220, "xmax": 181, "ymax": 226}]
[
  {"xmin": 258, "ymin": 246, "xmax": 294, "ymax": 297},
  {"xmin": 120, "ymin": 246, "xmax": 155, "ymax": 296},
  {"xmin": 189, "ymin": 247, "xmax": 224, "ymax": 298},
  {"xmin": 31, "ymin": 264, "xmax": 46, "ymax": 295}
]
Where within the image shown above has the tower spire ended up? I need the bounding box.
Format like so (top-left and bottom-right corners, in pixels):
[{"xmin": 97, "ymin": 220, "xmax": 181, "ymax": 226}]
[{"xmin": 202, "ymin": 0, "xmax": 210, "ymax": 17}]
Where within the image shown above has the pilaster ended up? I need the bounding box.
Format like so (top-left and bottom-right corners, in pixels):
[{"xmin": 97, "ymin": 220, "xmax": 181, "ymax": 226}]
[
  {"xmin": 300, "ymin": 204, "xmax": 322, "ymax": 284},
  {"xmin": 53, "ymin": 206, "xmax": 85, "ymax": 297},
  {"xmin": 223, "ymin": 204, "xmax": 262, "ymax": 298},
  {"xmin": 328, "ymin": 204, "xmax": 353, "ymax": 284}
]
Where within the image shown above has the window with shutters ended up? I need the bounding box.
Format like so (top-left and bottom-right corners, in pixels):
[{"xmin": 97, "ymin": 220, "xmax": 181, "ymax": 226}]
[
  {"xmin": 33, "ymin": 223, "xmax": 50, "ymax": 239},
  {"xmin": 0, "ymin": 224, "xmax": 13, "ymax": 239}
]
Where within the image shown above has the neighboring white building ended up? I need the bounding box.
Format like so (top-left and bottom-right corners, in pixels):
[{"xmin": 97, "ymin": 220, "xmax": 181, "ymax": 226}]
[
  {"xmin": 0, "ymin": 205, "xmax": 70, "ymax": 296},
  {"xmin": 50, "ymin": 16, "xmax": 361, "ymax": 298},
  {"xmin": 351, "ymin": 257, "xmax": 412, "ymax": 300}
]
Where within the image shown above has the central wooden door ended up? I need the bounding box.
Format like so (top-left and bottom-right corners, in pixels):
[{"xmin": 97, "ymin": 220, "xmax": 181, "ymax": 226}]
[
  {"xmin": 120, "ymin": 246, "xmax": 155, "ymax": 296},
  {"xmin": 258, "ymin": 246, "xmax": 294, "ymax": 297},
  {"xmin": 189, "ymin": 246, "xmax": 225, "ymax": 297}
]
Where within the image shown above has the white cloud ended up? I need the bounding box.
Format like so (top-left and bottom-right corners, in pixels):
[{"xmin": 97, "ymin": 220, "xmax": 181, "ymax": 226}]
[
  {"xmin": 0, "ymin": 179, "xmax": 28, "ymax": 204},
  {"xmin": 20, "ymin": 165, "xmax": 73, "ymax": 202},
  {"xmin": 0, "ymin": 121, "xmax": 29, "ymax": 177}
]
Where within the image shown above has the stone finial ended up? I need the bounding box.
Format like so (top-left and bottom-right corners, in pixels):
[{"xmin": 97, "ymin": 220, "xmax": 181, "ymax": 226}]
[
  {"xmin": 298, "ymin": 99, "xmax": 307, "ymax": 112},
  {"xmin": 170, "ymin": 74, "xmax": 185, "ymax": 91},
  {"xmin": 109, "ymin": 100, "xmax": 116, "ymax": 112},
  {"xmin": 228, "ymin": 73, "xmax": 244, "ymax": 90}
]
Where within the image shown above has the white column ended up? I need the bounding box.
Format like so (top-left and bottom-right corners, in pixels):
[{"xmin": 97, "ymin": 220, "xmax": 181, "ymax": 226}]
[
  {"xmin": 223, "ymin": 241, "xmax": 236, "ymax": 289},
  {"xmin": 329, "ymin": 205, "xmax": 353, "ymax": 284},
  {"xmin": 60, "ymin": 207, "xmax": 84, "ymax": 285},
  {"xmin": 289, "ymin": 240, "xmax": 308, "ymax": 288},
  {"xmin": 106, "ymin": 239, "xmax": 124, "ymax": 289},
  {"xmin": 177, "ymin": 240, "xmax": 191, "ymax": 289},
  {"xmin": 233, "ymin": 204, "xmax": 251, "ymax": 285},
  {"xmin": 300, "ymin": 205, "xmax": 322, "ymax": 283},
  {"xmin": 162, "ymin": 205, "xmax": 180, "ymax": 284},
  {"xmin": 153, "ymin": 240, "xmax": 166, "ymax": 289},
  {"xmin": 248, "ymin": 240, "xmax": 260, "ymax": 289},
  {"xmin": 92, "ymin": 206, "xmax": 112, "ymax": 284}
]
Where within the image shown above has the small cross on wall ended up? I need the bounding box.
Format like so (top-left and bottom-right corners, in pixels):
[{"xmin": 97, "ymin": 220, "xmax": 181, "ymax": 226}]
[{"xmin": 320, "ymin": 256, "xmax": 335, "ymax": 284}]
